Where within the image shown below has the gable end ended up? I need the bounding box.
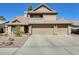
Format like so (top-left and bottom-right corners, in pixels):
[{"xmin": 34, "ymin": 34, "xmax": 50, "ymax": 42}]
[
  {"xmin": 33, "ymin": 4, "xmax": 53, "ymax": 11},
  {"xmin": 12, "ymin": 19, "xmax": 21, "ymax": 23}
]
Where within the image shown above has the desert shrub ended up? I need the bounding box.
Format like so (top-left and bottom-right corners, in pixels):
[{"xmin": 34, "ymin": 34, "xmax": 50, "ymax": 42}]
[{"xmin": 14, "ymin": 26, "xmax": 21, "ymax": 37}]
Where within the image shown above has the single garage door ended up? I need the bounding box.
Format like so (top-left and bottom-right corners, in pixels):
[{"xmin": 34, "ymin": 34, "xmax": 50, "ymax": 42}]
[
  {"xmin": 32, "ymin": 24, "xmax": 54, "ymax": 35},
  {"xmin": 56, "ymin": 24, "xmax": 68, "ymax": 35}
]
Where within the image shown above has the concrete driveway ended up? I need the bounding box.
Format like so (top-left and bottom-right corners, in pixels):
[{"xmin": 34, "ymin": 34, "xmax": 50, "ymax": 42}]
[{"xmin": 14, "ymin": 35, "xmax": 79, "ymax": 55}]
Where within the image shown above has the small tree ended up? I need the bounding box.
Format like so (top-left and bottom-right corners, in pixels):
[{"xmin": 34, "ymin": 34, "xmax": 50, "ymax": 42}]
[
  {"xmin": 41, "ymin": 3, "xmax": 45, "ymax": 6},
  {"xmin": 14, "ymin": 26, "xmax": 21, "ymax": 37},
  {"xmin": 0, "ymin": 16, "xmax": 6, "ymax": 21},
  {"xmin": 28, "ymin": 4, "xmax": 32, "ymax": 11}
]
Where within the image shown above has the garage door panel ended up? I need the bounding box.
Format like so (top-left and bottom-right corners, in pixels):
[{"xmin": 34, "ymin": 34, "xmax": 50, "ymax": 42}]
[
  {"xmin": 32, "ymin": 25, "xmax": 53, "ymax": 34},
  {"xmin": 57, "ymin": 25, "xmax": 68, "ymax": 35},
  {"xmin": 57, "ymin": 28, "xmax": 68, "ymax": 35}
]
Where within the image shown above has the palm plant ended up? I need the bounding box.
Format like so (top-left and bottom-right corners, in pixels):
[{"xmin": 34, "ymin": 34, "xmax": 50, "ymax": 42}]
[{"xmin": 28, "ymin": 4, "xmax": 32, "ymax": 11}]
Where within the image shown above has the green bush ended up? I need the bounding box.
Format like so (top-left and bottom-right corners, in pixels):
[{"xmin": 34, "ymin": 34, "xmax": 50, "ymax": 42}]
[{"xmin": 14, "ymin": 26, "xmax": 21, "ymax": 37}]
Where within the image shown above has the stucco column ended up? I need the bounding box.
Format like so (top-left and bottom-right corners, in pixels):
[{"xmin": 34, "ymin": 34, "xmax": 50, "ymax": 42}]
[
  {"xmin": 68, "ymin": 24, "xmax": 71, "ymax": 35},
  {"xmin": 5, "ymin": 25, "xmax": 8, "ymax": 34},
  {"xmin": 8, "ymin": 26, "xmax": 12, "ymax": 35},
  {"xmin": 21, "ymin": 26, "xmax": 24, "ymax": 32},
  {"xmin": 54, "ymin": 24, "xmax": 57, "ymax": 35},
  {"xmin": 29, "ymin": 25, "xmax": 32, "ymax": 35}
]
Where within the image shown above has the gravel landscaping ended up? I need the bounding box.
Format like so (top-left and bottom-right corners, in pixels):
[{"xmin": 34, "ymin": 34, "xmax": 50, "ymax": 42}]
[{"xmin": 0, "ymin": 35, "xmax": 29, "ymax": 48}]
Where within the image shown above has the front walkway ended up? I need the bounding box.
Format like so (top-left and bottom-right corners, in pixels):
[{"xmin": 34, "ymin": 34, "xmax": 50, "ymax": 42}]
[{"xmin": 14, "ymin": 35, "xmax": 79, "ymax": 55}]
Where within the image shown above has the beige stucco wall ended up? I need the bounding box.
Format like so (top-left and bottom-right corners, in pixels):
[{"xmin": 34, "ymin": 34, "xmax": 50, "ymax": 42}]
[
  {"xmin": 28, "ymin": 25, "xmax": 32, "ymax": 35},
  {"xmin": 5, "ymin": 25, "xmax": 8, "ymax": 34},
  {"xmin": 7, "ymin": 26, "xmax": 12, "ymax": 35},
  {"xmin": 43, "ymin": 14, "xmax": 57, "ymax": 20},
  {"xmin": 20, "ymin": 26, "xmax": 24, "ymax": 32},
  {"xmin": 68, "ymin": 25, "xmax": 71, "ymax": 35}
]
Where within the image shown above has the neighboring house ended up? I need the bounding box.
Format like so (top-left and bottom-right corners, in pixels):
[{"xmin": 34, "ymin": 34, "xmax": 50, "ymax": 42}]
[
  {"xmin": 71, "ymin": 21, "xmax": 79, "ymax": 29},
  {"xmin": 6, "ymin": 4, "xmax": 72, "ymax": 35},
  {"xmin": 70, "ymin": 21, "xmax": 79, "ymax": 34},
  {"xmin": 0, "ymin": 20, "xmax": 8, "ymax": 33}
]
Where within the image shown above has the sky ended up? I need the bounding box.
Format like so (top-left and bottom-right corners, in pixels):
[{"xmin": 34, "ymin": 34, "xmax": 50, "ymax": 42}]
[{"xmin": 0, "ymin": 3, "xmax": 79, "ymax": 21}]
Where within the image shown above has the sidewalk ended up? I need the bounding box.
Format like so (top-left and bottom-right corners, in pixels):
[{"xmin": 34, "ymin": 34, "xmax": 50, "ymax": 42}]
[{"xmin": 0, "ymin": 48, "xmax": 18, "ymax": 55}]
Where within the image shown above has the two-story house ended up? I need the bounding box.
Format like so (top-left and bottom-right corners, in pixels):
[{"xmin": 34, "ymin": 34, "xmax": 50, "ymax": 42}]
[{"xmin": 6, "ymin": 4, "xmax": 72, "ymax": 35}]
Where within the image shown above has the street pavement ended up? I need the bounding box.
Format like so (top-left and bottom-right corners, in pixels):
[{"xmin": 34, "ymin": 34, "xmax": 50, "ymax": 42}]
[{"xmin": 0, "ymin": 48, "xmax": 18, "ymax": 55}]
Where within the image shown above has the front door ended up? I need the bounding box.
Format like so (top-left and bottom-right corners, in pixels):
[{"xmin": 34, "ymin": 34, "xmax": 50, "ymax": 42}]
[{"xmin": 24, "ymin": 26, "xmax": 28, "ymax": 33}]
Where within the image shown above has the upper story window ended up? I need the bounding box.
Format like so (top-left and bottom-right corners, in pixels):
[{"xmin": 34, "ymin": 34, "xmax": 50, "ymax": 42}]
[{"xmin": 30, "ymin": 14, "xmax": 43, "ymax": 18}]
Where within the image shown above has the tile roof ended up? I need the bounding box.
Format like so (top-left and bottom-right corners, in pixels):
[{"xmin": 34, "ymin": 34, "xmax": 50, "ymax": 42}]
[
  {"xmin": 28, "ymin": 11, "xmax": 57, "ymax": 14},
  {"xmin": 28, "ymin": 4, "xmax": 58, "ymax": 14},
  {"xmin": 29, "ymin": 19, "xmax": 72, "ymax": 24},
  {"xmin": 7, "ymin": 16, "xmax": 72, "ymax": 25},
  {"xmin": 7, "ymin": 16, "xmax": 28, "ymax": 25},
  {"xmin": 72, "ymin": 21, "xmax": 79, "ymax": 26},
  {"xmin": 0, "ymin": 20, "xmax": 8, "ymax": 24},
  {"xmin": 32, "ymin": 4, "xmax": 55, "ymax": 11}
]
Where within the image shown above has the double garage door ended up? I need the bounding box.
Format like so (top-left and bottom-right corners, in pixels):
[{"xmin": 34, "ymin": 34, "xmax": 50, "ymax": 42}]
[
  {"xmin": 32, "ymin": 24, "xmax": 68, "ymax": 35},
  {"xmin": 32, "ymin": 24, "xmax": 54, "ymax": 35}
]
